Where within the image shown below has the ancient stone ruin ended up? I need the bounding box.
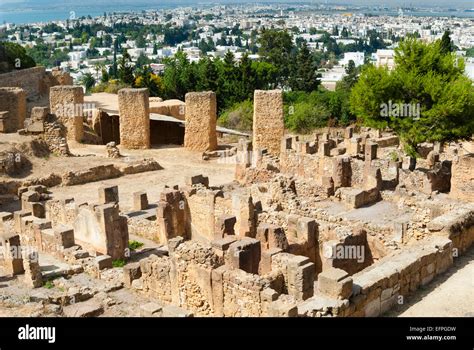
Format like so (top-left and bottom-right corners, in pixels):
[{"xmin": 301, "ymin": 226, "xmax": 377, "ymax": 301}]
[{"xmin": 0, "ymin": 71, "xmax": 472, "ymax": 317}]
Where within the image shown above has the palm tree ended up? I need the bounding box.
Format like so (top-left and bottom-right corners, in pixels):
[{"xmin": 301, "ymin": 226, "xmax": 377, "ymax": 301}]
[{"xmin": 80, "ymin": 73, "xmax": 96, "ymax": 92}]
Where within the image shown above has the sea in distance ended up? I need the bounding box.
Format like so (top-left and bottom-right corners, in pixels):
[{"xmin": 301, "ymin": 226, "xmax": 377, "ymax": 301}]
[{"xmin": 1, "ymin": 0, "xmax": 473, "ymax": 25}]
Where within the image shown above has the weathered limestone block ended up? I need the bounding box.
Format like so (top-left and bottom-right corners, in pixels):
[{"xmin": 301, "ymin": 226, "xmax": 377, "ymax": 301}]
[
  {"xmin": 344, "ymin": 126, "xmax": 354, "ymax": 139},
  {"xmin": 95, "ymin": 255, "xmax": 112, "ymax": 270},
  {"xmin": 365, "ymin": 141, "xmax": 378, "ymax": 161},
  {"xmin": 183, "ymin": 91, "xmax": 217, "ymax": 152},
  {"xmin": 123, "ymin": 262, "xmax": 142, "ymax": 287},
  {"xmin": 185, "ymin": 174, "xmax": 209, "ymax": 188},
  {"xmin": 450, "ymin": 154, "xmax": 474, "ymax": 202},
  {"xmin": 260, "ymin": 248, "xmax": 283, "ymax": 275},
  {"xmin": 423, "ymin": 160, "xmax": 451, "ymax": 194},
  {"xmin": 252, "ymin": 90, "xmax": 284, "ymax": 156},
  {"xmin": 0, "ymin": 87, "xmax": 26, "ymax": 132},
  {"xmin": 98, "ymin": 185, "xmax": 119, "ymax": 204},
  {"xmin": 215, "ymin": 215, "xmax": 236, "ymax": 238},
  {"xmin": 211, "ymin": 236, "xmax": 237, "ymax": 259},
  {"xmin": 140, "ymin": 302, "xmax": 162, "ymax": 317},
  {"xmin": 73, "ymin": 203, "xmax": 129, "ymax": 260},
  {"xmin": 332, "ymin": 156, "xmax": 352, "ymax": 189},
  {"xmin": 267, "ymin": 296, "xmax": 298, "ymax": 317},
  {"xmin": 256, "ymin": 223, "xmax": 289, "ymax": 251},
  {"xmin": 231, "ymin": 193, "xmax": 256, "ymax": 237},
  {"xmin": 118, "ymin": 88, "xmax": 150, "ymax": 149},
  {"xmin": 157, "ymin": 189, "xmax": 188, "ymax": 243},
  {"xmin": 427, "ymin": 150, "xmax": 440, "ymax": 168},
  {"xmin": 365, "ymin": 166, "xmax": 382, "ymax": 190},
  {"xmin": 287, "ymin": 255, "xmax": 315, "ymax": 301},
  {"xmin": 133, "ymin": 191, "xmax": 149, "ymax": 211},
  {"xmin": 317, "ymin": 267, "xmax": 353, "ymax": 300},
  {"xmin": 227, "ymin": 238, "xmax": 261, "ymax": 274},
  {"xmin": 427, "ymin": 206, "xmax": 474, "ymax": 253},
  {"xmin": 319, "ymin": 141, "xmax": 331, "ymax": 156},
  {"xmin": 0, "ymin": 231, "xmax": 24, "ymax": 275},
  {"xmin": 49, "ymin": 85, "xmax": 84, "ymax": 142},
  {"xmin": 23, "ymin": 252, "xmax": 42, "ymax": 288},
  {"xmin": 53, "ymin": 225, "xmax": 75, "ymax": 249}
]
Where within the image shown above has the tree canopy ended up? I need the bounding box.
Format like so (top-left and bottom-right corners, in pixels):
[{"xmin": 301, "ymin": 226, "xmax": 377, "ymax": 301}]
[{"xmin": 350, "ymin": 37, "xmax": 474, "ymax": 156}]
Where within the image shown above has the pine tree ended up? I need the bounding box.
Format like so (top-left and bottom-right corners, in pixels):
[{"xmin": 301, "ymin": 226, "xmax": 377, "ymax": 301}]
[{"xmin": 118, "ymin": 49, "xmax": 134, "ymax": 85}]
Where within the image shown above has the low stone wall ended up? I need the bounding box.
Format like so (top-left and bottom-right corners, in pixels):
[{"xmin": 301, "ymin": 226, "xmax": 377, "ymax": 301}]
[
  {"xmin": 0, "ymin": 159, "xmax": 162, "ymax": 195},
  {"xmin": 347, "ymin": 236, "xmax": 453, "ymax": 317},
  {"xmin": 297, "ymin": 236, "xmax": 453, "ymax": 317},
  {"xmin": 62, "ymin": 164, "xmax": 122, "ymax": 186},
  {"xmin": 427, "ymin": 205, "xmax": 474, "ymax": 254}
]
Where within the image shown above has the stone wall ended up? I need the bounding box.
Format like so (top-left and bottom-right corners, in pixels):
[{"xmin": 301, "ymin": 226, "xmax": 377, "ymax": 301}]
[
  {"xmin": 0, "ymin": 67, "xmax": 49, "ymax": 102},
  {"xmin": 118, "ymin": 88, "xmax": 150, "ymax": 149}
]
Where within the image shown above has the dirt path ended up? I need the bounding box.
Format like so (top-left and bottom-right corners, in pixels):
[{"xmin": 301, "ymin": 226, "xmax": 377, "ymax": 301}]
[{"xmin": 386, "ymin": 247, "xmax": 474, "ymax": 317}]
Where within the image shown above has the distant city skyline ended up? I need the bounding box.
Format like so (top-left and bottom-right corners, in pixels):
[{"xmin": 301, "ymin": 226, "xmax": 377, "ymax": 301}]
[{"xmin": 1, "ymin": 0, "xmax": 474, "ymax": 9}]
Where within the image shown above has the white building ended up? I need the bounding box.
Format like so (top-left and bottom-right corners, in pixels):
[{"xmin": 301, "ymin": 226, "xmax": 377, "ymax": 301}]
[
  {"xmin": 375, "ymin": 49, "xmax": 395, "ymax": 70},
  {"xmin": 340, "ymin": 52, "xmax": 365, "ymax": 67}
]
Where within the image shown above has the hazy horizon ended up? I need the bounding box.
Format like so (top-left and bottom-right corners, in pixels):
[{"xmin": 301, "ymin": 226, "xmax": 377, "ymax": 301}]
[{"xmin": 1, "ymin": 0, "xmax": 474, "ymax": 9}]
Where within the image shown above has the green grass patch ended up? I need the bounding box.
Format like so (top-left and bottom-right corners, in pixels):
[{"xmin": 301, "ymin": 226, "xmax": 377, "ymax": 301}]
[
  {"xmin": 112, "ymin": 259, "xmax": 126, "ymax": 268},
  {"xmin": 128, "ymin": 240, "xmax": 144, "ymax": 251}
]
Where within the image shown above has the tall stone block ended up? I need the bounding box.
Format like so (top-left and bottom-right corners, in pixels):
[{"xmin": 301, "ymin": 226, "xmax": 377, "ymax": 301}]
[
  {"xmin": 0, "ymin": 87, "xmax": 26, "ymax": 132},
  {"xmin": 118, "ymin": 88, "xmax": 150, "ymax": 149},
  {"xmin": 253, "ymin": 90, "xmax": 284, "ymax": 156},
  {"xmin": 451, "ymin": 154, "xmax": 474, "ymax": 202},
  {"xmin": 183, "ymin": 91, "xmax": 217, "ymax": 152},
  {"xmin": 332, "ymin": 156, "xmax": 352, "ymax": 188},
  {"xmin": 0, "ymin": 232, "xmax": 25, "ymax": 275},
  {"xmin": 50, "ymin": 85, "xmax": 84, "ymax": 142}
]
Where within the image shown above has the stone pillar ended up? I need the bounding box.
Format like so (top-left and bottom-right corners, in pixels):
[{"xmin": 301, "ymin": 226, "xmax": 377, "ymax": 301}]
[
  {"xmin": 96, "ymin": 204, "xmax": 129, "ymax": 260},
  {"xmin": 0, "ymin": 232, "xmax": 25, "ymax": 275},
  {"xmin": 23, "ymin": 252, "xmax": 43, "ymax": 288},
  {"xmin": 319, "ymin": 141, "xmax": 330, "ymax": 156},
  {"xmin": 365, "ymin": 141, "xmax": 378, "ymax": 161},
  {"xmin": 235, "ymin": 138, "xmax": 252, "ymax": 183},
  {"xmin": 0, "ymin": 87, "xmax": 26, "ymax": 132},
  {"xmin": 118, "ymin": 88, "xmax": 150, "ymax": 149},
  {"xmin": 344, "ymin": 126, "xmax": 354, "ymax": 139},
  {"xmin": 287, "ymin": 255, "xmax": 315, "ymax": 301},
  {"xmin": 232, "ymin": 193, "xmax": 256, "ymax": 237},
  {"xmin": 50, "ymin": 85, "xmax": 84, "ymax": 142},
  {"xmin": 133, "ymin": 192, "xmax": 149, "ymax": 211},
  {"xmin": 332, "ymin": 156, "xmax": 352, "ymax": 189},
  {"xmin": 183, "ymin": 91, "xmax": 217, "ymax": 152},
  {"xmin": 98, "ymin": 185, "xmax": 119, "ymax": 204},
  {"xmin": 450, "ymin": 154, "xmax": 474, "ymax": 202},
  {"xmin": 252, "ymin": 90, "xmax": 284, "ymax": 156}
]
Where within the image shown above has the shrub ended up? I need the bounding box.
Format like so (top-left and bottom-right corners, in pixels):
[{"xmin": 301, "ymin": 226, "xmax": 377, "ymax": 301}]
[
  {"xmin": 91, "ymin": 80, "xmax": 130, "ymax": 94},
  {"xmin": 285, "ymin": 102, "xmax": 331, "ymax": 134},
  {"xmin": 218, "ymin": 100, "xmax": 253, "ymax": 131}
]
